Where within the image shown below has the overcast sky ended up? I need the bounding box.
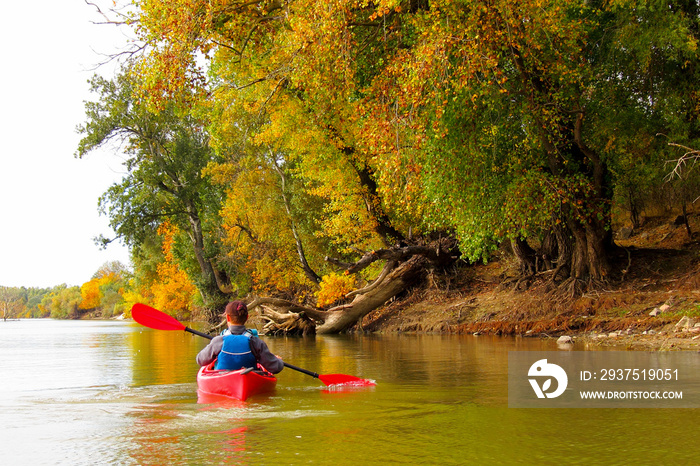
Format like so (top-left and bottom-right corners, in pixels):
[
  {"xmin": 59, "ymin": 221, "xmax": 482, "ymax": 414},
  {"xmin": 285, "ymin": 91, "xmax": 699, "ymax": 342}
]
[{"xmin": 0, "ymin": 1, "xmax": 133, "ymax": 288}]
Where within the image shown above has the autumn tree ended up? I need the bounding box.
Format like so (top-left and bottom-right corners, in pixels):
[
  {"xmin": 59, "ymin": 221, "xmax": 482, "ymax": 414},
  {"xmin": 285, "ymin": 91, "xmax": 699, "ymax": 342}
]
[
  {"xmin": 23, "ymin": 287, "xmax": 52, "ymax": 318},
  {"xmin": 130, "ymin": 0, "xmax": 404, "ymax": 245},
  {"xmin": 124, "ymin": 0, "xmax": 420, "ymax": 330},
  {"xmin": 337, "ymin": 0, "xmax": 700, "ymax": 291},
  {"xmin": 0, "ymin": 287, "xmax": 24, "ymax": 321},
  {"xmin": 205, "ymin": 151, "xmax": 320, "ymax": 296},
  {"xmin": 78, "ymin": 261, "xmax": 131, "ymax": 317},
  {"xmin": 149, "ymin": 222, "xmax": 198, "ymax": 318}
]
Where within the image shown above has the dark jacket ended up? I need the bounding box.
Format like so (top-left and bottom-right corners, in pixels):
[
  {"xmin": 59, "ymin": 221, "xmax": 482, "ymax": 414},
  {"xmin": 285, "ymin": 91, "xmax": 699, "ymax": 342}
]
[{"xmin": 196, "ymin": 325, "xmax": 284, "ymax": 374}]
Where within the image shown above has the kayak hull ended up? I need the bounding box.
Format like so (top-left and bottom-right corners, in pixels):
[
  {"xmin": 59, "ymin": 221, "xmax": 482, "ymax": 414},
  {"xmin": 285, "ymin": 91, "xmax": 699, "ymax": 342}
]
[{"xmin": 197, "ymin": 362, "xmax": 277, "ymax": 401}]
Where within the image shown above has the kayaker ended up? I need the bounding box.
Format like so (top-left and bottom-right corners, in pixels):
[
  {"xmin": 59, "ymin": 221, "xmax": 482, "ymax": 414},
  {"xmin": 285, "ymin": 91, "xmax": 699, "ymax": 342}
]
[{"xmin": 196, "ymin": 301, "xmax": 284, "ymax": 374}]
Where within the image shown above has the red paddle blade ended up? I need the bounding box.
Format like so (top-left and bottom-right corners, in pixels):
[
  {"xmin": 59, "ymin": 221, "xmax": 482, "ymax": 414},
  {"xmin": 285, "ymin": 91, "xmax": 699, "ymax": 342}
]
[
  {"xmin": 131, "ymin": 303, "xmax": 186, "ymax": 331},
  {"xmin": 318, "ymin": 374, "xmax": 376, "ymax": 387}
]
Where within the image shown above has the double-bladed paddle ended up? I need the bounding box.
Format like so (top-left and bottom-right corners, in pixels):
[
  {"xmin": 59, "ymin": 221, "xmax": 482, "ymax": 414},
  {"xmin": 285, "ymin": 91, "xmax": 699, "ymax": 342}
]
[{"xmin": 131, "ymin": 303, "xmax": 375, "ymax": 387}]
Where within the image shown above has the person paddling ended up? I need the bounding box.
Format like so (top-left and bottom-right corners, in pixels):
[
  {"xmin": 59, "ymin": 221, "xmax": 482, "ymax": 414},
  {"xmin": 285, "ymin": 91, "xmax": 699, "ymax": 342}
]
[{"xmin": 196, "ymin": 301, "xmax": 284, "ymax": 374}]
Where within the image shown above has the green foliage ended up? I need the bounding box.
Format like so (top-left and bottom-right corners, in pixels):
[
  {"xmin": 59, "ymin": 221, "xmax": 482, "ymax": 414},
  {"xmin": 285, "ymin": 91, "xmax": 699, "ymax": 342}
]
[
  {"xmin": 78, "ymin": 69, "xmax": 222, "ymax": 249},
  {"xmin": 24, "ymin": 288, "xmax": 52, "ymax": 318},
  {"xmin": 42, "ymin": 285, "xmax": 82, "ymax": 319},
  {"xmin": 78, "ymin": 65, "xmax": 230, "ymax": 313}
]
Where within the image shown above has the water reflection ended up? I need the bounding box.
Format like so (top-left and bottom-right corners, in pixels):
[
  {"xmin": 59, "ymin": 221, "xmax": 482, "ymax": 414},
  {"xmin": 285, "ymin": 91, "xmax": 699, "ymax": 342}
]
[
  {"xmin": 197, "ymin": 391, "xmax": 249, "ymax": 406},
  {"xmin": 128, "ymin": 327, "xmax": 202, "ymax": 387},
  {"xmin": 2, "ymin": 320, "xmax": 699, "ymax": 465}
]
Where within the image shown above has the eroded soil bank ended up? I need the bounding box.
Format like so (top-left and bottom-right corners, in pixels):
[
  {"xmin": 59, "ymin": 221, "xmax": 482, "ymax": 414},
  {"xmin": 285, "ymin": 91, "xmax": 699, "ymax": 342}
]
[{"xmin": 360, "ymin": 216, "xmax": 700, "ymax": 351}]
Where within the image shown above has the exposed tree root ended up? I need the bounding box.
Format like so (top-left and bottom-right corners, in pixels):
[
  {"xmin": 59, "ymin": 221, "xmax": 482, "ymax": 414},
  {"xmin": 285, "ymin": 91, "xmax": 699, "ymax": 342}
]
[{"xmin": 260, "ymin": 305, "xmax": 316, "ymax": 335}]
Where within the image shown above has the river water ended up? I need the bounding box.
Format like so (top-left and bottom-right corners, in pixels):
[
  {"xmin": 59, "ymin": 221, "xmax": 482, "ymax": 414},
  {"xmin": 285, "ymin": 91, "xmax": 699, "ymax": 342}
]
[{"xmin": 1, "ymin": 319, "xmax": 698, "ymax": 465}]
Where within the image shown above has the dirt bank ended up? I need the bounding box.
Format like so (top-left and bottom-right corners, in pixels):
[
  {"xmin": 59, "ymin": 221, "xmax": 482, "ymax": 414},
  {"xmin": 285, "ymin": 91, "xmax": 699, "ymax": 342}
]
[{"xmin": 360, "ymin": 214, "xmax": 700, "ymax": 351}]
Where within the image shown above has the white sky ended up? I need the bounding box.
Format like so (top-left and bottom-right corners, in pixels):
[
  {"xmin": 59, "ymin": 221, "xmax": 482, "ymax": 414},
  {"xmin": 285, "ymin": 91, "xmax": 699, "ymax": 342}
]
[{"xmin": 0, "ymin": 1, "xmax": 133, "ymax": 288}]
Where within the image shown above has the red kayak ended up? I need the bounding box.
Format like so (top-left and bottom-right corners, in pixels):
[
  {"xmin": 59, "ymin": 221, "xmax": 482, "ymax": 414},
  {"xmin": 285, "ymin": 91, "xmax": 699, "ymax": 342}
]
[{"xmin": 197, "ymin": 362, "xmax": 277, "ymax": 401}]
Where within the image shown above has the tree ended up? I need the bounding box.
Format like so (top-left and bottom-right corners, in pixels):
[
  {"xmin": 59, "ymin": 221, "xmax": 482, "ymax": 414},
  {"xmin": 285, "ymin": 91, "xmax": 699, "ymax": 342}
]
[
  {"xmin": 150, "ymin": 222, "xmax": 198, "ymax": 318},
  {"xmin": 131, "ymin": 0, "xmax": 405, "ymax": 244},
  {"xmin": 251, "ymin": 238, "xmax": 457, "ymax": 334},
  {"xmin": 42, "ymin": 286, "xmax": 82, "ymax": 319},
  {"xmin": 205, "ymin": 145, "xmax": 326, "ymax": 297},
  {"xmin": 17, "ymin": 287, "xmax": 53, "ymax": 318},
  {"xmin": 348, "ymin": 0, "xmax": 700, "ymax": 291},
  {"xmin": 77, "ymin": 66, "xmax": 230, "ymax": 320},
  {"xmin": 0, "ymin": 287, "xmax": 24, "ymax": 321},
  {"xmin": 78, "ymin": 261, "xmax": 131, "ymax": 317}
]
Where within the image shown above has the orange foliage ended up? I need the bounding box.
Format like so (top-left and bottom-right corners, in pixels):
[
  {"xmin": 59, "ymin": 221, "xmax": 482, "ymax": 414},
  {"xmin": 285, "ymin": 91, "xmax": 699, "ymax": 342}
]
[
  {"xmin": 150, "ymin": 222, "xmax": 197, "ymax": 314},
  {"xmin": 79, "ymin": 272, "xmax": 118, "ymax": 310}
]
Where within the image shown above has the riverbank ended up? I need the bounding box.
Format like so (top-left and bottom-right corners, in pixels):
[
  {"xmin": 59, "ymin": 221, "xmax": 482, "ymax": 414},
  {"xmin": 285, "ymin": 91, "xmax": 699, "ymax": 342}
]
[{"xmin": 361, "ymin": 214, "xmax": 700, "ymax": 351}]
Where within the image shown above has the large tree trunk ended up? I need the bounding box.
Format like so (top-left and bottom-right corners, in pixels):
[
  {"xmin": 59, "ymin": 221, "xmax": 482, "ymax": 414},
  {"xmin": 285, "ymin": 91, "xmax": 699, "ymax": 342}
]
[
  {"xmin": 511, "ymin": 215, "xmax": 610, "ymax": 294},
  {"xmin": 272, "ymin": 160, "xmax": 321, "ymax": 285},
  {"xmin": 248, "ymin": 239, "xmax": 456, "ymax": 334},
  {"xmin": 185, "ymin": 201, "xmax": 230, "ymax": 320},
  {"xmin": 511, "ymin": 237, "xmax": 537, "ymax": 276},
  {"xmin": 512, "ymin": 45, "xmax": 613, "ymax": 291},
  {"xmin": 313, "ymin": 256, "xmax": 424, "ymax": 333}
]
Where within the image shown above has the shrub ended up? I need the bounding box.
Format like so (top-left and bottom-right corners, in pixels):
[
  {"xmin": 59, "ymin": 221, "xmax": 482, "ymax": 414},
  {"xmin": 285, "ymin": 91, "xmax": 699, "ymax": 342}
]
[{"xmin": 316, "ymin": 272, "xmax": 355, "ymax": 308}]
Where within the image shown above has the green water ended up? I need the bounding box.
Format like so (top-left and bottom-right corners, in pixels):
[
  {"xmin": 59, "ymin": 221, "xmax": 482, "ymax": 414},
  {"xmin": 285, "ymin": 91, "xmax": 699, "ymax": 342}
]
[{"xmin": 0, "ymin": 319, "xmax": 698, "ymax": 465}]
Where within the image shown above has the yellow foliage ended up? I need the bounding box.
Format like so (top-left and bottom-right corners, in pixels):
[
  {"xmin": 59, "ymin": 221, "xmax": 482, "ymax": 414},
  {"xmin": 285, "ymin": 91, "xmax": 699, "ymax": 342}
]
[
  {"xmin": 79, "ymin": 279, "xmax": 101, "ymax": 310},
  {"xmin": 316, "ymin": 272, "xmax": 355, "ymax": 308},
  {"xmin": 121, "ymin": 286, "xmax": 149, "ymax": 319}
]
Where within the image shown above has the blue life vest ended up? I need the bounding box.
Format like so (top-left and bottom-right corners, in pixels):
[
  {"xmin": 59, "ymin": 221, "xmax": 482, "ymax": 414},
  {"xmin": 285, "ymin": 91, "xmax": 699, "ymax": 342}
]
[{"xmin": 215, "ymin": 331, "xmax": 257, "ymax": 370}]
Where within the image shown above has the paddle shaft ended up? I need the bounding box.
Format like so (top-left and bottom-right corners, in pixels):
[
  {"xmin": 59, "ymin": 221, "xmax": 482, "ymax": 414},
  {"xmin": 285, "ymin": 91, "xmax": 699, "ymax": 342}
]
[
  {"xmin": 185, "ymin": 326, "xmax": 213, "ymax": 340},
  {"xmin": 184, "ymin": 325, "xmax": 319, "ymax": 378},
  {"xmin": 283, "ymin": 362, "xmax": 319, "ymax": 378}
]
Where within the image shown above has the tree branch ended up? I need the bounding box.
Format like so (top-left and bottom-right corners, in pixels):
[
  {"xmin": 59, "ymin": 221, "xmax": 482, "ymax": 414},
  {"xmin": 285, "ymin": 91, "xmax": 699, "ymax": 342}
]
[
  {"xmin": 666, "ymin": 142, "xmax": 700, "ymax": 181},
  {"xmin": 346, "ymin": 260, "xmax": 396, "ymax": 298},
  {"xmin": 327, "ymin": 244, "xmax": 447, "ymax": 274},
  {"xmin": 248, "ymin": 296, "xmax": 328, "ymax": 321}
]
